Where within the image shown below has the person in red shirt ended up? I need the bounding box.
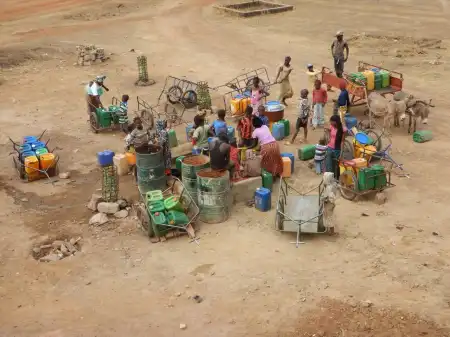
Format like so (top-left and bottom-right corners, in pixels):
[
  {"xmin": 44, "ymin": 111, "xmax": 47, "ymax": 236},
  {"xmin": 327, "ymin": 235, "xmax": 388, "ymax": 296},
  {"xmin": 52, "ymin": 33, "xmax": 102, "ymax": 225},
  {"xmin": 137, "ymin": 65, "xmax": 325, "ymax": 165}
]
[
  {"xmin": 312, "ymin": 79, "xmax": 328, "ymax": 129},
  {"xmin": 237, "ymin": 106, "xmax": 254, "ymax": 147}
]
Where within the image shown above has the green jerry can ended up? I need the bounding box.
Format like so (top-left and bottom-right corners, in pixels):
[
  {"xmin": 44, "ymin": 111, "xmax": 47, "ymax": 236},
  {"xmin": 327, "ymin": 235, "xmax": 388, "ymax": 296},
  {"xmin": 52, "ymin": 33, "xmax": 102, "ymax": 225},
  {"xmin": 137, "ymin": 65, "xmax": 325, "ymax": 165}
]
[
  {"xmin": 148, "ymin": 200, "xmax": 165, "ymax": 213},
  {"xmin": 261, "ymin": 169, "xmax": 273, "ymax": 191},
  {"xmin": 166, "ymin": 210, "xmax": 189, "ymax": 226},
  {"xmin": 279, "ymin": 119, "xmax": 290, "ymax": 137},
  {"xmin": 379, "ymin": 70, "xmax": 390, "ymax": 88},
  {"xmin": 358, "ymin": 167, "xmax": 376, "ymax": 191},
  {"xmin": 168, "ymin": 129, "xmax": 178, "ymax": 148},
  {"xmin": 96, "ymin": 108, "xmax": 112, "ymax": 128},
  {"xmin": 374, "ymin": 72, "xmax": 383, "ymax": 90},
  {"xmin": 371, "ymin": 164, "xmax": 387, "ymax": 189},
  {"xmin": 146, "ymin": 190, "xmax": 164, "ymax": 204},
  {"xmin": 150, "ymin": 211, "xmax": 166, "ymax": 226},
  {"xmin": 298, "ymin": 145, "xmax": 316, "ymax": 161},
  {"xmin": 164, "ymin": 196, "xmax": 184, "ymax": 212}
]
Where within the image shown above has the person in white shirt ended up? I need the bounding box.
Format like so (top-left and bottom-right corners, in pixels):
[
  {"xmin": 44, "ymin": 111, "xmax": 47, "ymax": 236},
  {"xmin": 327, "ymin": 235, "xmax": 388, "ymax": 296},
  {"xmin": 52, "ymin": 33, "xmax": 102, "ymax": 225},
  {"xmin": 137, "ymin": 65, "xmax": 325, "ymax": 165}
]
[{"xmin": 86, "ymin": 75, "xmax": 109, "ymax": 115}]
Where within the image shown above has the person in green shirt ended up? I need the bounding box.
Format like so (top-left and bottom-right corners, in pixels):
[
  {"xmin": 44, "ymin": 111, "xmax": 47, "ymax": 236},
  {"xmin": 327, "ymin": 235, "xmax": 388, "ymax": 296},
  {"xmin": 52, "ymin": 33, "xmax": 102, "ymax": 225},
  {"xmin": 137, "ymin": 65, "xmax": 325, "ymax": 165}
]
[{"xmin": 192, "ymin": 115, "xmax": 209, "ymax": 149}]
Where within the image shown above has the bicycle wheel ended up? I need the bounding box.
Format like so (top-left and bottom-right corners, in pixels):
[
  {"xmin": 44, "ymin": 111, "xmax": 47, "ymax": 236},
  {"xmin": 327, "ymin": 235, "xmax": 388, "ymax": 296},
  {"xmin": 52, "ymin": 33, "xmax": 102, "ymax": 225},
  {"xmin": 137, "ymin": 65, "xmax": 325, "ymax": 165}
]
[
  {"xmin": 167, "ymin": 86, "xmax": 183, "ymax": 104},
  {"xmin": 181, "ymin": 90, "xmax": 197, "ymax": 109},
  {"xmin": 339, "ymin": 169, "xmax": 358, "ymax": 201}
]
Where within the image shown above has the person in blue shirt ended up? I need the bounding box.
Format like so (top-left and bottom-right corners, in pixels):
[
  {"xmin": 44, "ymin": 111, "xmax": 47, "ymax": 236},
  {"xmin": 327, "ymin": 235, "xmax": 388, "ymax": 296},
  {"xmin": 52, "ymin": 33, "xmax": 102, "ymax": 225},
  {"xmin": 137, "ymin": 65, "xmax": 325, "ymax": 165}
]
[
  {"xmin": 257, "ymin": 105, "xmax": 269, "ymax": 126},
  {"xmin": 211, "ymin": 109, "xmax": 227, "ymax": 136},
  {"xmin": 334, "ymin": 80, "xmax": 350, "ymax": 118}
]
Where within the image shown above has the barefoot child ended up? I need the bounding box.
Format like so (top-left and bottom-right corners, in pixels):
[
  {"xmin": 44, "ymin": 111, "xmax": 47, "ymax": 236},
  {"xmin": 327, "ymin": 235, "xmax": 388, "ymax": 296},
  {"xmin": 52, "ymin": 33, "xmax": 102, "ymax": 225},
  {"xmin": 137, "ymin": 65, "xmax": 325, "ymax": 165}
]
[
  {"xmin": 287, "ymin": 89, "xmax": 310, "ymax": 144},
  {"xmin": 314, "ymin": 137, "xmax": 327, "ymax": 174}
]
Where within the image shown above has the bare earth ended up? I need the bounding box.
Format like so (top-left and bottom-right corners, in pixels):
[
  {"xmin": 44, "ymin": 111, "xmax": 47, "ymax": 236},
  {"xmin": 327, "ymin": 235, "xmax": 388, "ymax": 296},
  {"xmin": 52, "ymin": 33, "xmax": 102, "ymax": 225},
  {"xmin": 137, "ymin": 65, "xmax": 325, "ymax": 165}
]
[{"xmin": 2, "ymin": 0, "xmax": 450, "ymax": 336}]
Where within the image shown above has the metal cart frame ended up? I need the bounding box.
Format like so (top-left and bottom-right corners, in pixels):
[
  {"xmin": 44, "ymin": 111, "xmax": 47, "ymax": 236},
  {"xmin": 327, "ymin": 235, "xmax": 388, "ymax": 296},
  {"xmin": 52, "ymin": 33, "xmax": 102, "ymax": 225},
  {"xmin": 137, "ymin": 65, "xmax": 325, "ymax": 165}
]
[
  {"xmin": 135, "ymin": 177, "xmax": 200, "ymax": 242},
  {"xmin": 275, "ymin": 178, "xmax": 328, "ymax": 247}
]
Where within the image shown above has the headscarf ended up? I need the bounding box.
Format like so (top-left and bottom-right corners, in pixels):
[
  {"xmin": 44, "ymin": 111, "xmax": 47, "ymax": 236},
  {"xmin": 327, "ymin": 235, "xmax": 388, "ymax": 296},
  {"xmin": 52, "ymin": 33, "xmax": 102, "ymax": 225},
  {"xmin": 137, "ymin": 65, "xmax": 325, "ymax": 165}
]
[
  {"xmin": 339, "ymin": 79, "xmax": 347, "ymax": 90},
  {"xmin": 96, "ymin": 75, "xmax": 106, "ymax": 83}
]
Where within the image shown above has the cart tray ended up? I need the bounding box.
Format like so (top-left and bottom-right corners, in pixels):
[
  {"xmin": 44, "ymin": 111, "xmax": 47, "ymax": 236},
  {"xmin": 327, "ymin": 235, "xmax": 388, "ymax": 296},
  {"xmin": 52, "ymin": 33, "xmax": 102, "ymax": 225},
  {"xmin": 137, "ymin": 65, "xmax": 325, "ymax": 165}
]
[{"xmin": 282, "ymin": 195, "xmax": 321, "ymax": 233}]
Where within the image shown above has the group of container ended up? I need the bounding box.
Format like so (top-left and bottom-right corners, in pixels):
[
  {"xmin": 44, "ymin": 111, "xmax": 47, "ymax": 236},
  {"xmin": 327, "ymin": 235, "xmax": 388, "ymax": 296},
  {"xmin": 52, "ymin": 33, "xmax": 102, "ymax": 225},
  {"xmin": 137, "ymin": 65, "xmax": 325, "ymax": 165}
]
[
  {"xmin": 145, "ymin": 190, "xmax": 190, "ymax": 236},
  {"xmin": 19, "ymin": 136, "xmax": 56, "ymax": 181},
  {"xmin": 348, "ymin": 68, "xmax": 391, "ymax": 91}
]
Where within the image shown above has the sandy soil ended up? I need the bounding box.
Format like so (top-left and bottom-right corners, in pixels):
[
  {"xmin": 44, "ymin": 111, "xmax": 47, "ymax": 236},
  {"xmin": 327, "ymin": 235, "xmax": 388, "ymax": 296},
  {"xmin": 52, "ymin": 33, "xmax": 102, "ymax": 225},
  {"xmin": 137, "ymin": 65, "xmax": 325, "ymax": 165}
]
[{"xmin": 1, "ymin": 0, "xmax": 450, "ymax": 336}]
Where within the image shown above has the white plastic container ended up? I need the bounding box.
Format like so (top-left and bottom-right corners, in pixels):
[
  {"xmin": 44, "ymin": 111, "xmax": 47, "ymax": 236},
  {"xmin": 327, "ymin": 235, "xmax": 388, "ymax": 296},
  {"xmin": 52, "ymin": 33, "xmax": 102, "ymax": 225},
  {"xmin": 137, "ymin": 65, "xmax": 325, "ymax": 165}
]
[{"xmin": 113, "ymin": 154, "xmax": 129, "ymax": 176}]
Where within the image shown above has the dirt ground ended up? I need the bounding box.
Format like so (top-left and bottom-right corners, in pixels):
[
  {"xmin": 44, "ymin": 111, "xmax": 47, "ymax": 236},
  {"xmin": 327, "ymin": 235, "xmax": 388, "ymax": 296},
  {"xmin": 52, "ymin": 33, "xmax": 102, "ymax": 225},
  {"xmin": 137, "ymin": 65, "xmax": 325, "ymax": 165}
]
[{"xmin": 2, "ymin": 0, "xmax": 450, "ymax": 336}]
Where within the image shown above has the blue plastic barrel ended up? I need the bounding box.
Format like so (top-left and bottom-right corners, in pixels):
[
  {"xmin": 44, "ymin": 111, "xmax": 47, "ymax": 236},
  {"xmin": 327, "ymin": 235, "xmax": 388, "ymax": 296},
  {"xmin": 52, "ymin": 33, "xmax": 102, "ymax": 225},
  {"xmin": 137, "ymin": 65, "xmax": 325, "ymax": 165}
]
[
  {"xmin": 23, "ymin": 136, "xmax": 38, "ymax": 144},
  {"xmin": 344, "ymin": 115, "xmax": 358, "ymax": 130},
  {"xmin": 355, "ymin": 132, "xmax": 370, "ymax": 145},
  {"xmin": 281, "ymin": 153, "xmax": 295, "ymax": 173},
  {"xmin": 255, "ymin": 187, "xmax": 271, "ymax": 212},
  {"xmin": 97, "ymin": 150, "xmax": 115, "ymax": 166}
]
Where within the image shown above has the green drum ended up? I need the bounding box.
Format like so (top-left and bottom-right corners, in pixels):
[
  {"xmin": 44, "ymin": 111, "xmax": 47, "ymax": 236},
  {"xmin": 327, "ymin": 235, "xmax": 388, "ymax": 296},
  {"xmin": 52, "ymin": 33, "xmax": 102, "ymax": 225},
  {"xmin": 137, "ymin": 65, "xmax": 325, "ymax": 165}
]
[
  {"xmin": 197, "ymin": 168, "xmax": 231, "ymax": 224},
  {"xmin": 136, "ymin": 144, "xmax": 166, "ymax": 194},
  {"xmin": 181, "ymin": 155, "xmax": 210, "ymax": 203}
]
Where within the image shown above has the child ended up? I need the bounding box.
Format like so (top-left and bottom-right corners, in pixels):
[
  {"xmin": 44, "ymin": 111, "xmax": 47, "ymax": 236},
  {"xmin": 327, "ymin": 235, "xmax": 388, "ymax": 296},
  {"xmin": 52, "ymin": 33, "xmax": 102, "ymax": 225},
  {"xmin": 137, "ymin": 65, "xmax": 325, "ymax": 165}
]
[
  {"xmin": 287, "ymin": 89, "xmax": 310, "ymax": 145},
  {"xmin": 237, "ymin": 106, "xmax": 253, "ymax": 147},
  {"xmin": 306, "ymin": 64, "xmax": 321, "ymax": 90},
  {"xmin": 211, "ymin": 109, "xmax": 227, "ymax": 136},
  {"xmin": 192, "ymin": 115, "xmax": 209, "ymax": 149},
  {"xmin": 314, "ymin": 137, "xmax": 327, "ymax": 175},
  {"xmin": 257, "ymin": 105, "xmax": 269, "ymax": 126},
  {"xmin": 118, "ymin": 94, "xmax": 130, "ymax": 133},
  {"xmin": 312, "ymin": 80, "xmax": 327, "ymax": 128}
]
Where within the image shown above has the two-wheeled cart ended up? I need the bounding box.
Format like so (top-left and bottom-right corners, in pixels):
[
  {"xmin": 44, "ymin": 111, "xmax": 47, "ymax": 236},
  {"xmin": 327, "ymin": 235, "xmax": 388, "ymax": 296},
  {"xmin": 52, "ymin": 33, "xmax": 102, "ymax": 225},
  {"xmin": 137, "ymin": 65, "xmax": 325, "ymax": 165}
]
[
  {"xmin": 135, "ymin": 177, "xmax": 200, "ymax": 242},
  {"xmin": 275, "ymin": 178, "xmax": 329, "ymax": 247}
]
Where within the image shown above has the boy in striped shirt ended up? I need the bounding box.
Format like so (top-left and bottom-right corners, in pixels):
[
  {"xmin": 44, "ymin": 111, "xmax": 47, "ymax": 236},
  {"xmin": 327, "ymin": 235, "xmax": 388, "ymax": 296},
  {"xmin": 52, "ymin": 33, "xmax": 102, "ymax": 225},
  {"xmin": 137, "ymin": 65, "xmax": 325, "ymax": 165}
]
[{"xmin": 314, "ymin": 137, "xmax": 327, "ymax": 174}]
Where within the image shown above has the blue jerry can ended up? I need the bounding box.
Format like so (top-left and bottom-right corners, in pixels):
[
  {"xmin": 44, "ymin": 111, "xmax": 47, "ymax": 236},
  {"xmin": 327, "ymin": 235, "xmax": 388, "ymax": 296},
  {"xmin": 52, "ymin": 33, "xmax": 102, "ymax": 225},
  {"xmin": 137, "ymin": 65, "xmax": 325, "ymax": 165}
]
[
  {"xmin": 255, "ymin": 187, "xmax": 271, "ymax": 212},
  {"xmin": 272, "ymin": 122, "xmax": 285, "ymax": 141}
]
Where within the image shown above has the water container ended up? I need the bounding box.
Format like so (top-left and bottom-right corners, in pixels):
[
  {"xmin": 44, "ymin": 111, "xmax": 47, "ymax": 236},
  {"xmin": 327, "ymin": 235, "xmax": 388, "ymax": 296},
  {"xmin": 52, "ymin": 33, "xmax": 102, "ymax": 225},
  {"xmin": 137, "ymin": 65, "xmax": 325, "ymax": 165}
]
[
  {"xmin": 272, "ymin": 122, "xmax": 285, "ymax": 141},
  {"xmin": 113, "ymin": 154, "xmax": 130, "ymax": 176},
  {"xmin": 281, "ymin": 157, "xmax": 292, "ymax": 177},
  {"xmin": 20, "ymin": 144, "xmax": 32, "ymax": 153},
  {"xmin": 148, "ymin": 200, "xmax": 165, "ymax": 213},
  {"xmin": 108, "ymin": 105, "xmax": 120, "ymax": 113},
  {"xmin": 34, "ymin": 148, "xmax": 49, "ymax": 157},
  {"xmin": 96, "ymin": 108, "xmax": 112, "ymax": 128},
  {"xmin": 363, "ymin": 71, "xmax": 375, "ymax": 91},
  {"xmin": 30, "ymin": 141, "xmax": 46, "ymax": 150},
  {"xmin": 230, "ymin": 95, "xmax": 250, "ymax": 116},
  {"xmin": 146, "ymin": 190, "xmax": 163, "ymax": 204},
  {"xmin": 265, "ymin": 101, "xmax": 285, "ymax": 123},
  {"xmin": 261, "ymin": 169, "xmax": 273, "ymax": 191},
  {"xmin": 344, "ymin": 114, "xmax": 358, "ymax": 130},
  {"xmin": 255, "ymin": 187, "xmax": 271, "ymax": 212},
  {"xmin": 281, "ymin": 153, "xmax": 295, "ymax": 173},
  {"xmin": 21, "ymin": 151, "xmax": 35, "ymax": 161},
  {"xmin": 356, "ymin": 145, "xmax": 376, "ymax": 161},
  {"xmin": 24, "ymin": 155, "xmax": 39, "ymax": 174},
  {"xmin": 176, "ymin": 156, "xmax": 185, "ymax": 171},
  {"xmin": 186, "ymin": 123, "xmax": 195, "ymax": 142},
  {"xmin": 166, "ymin": 210, "xmax": 189, "ymax": 226},
  {"xmin": 97, "ymin": 150, "xmax": 115, "ymax": 166},
  {"xmin": 182, "ymin": 155, "xmax": 211, "ymax": 203},
  {"xmin": 269, "ymin": 122, "xmax": 274, "ymax": 132},
  {"xmin": 125, "ymin": 152, "xmax": 136, "ymax": 166},
  {"xmin": 227, "ymin": 126, "xmax": 235, "ymax": 140},
  {"xmin": 372, "ymin": 164, "xmax": 387, "ymax": 188},
  {"xmin": 23, "ymin": 136, "xmax": 38, "ymax": 144},
  {"xmin": 379, "ymin": 70, "xmax": 390, "ymax": 88},
  {"xmin": 354, "ymin": 132, "xmax": 370, "ymax": 145},
  {"xmin": 298, "ymin": 145, "xmax": 316, "ymax": 161},
  {"xmin": 374, "ymin": 72, "xmax": 383, "ymax": 90},
  {"xmin": 358, "ymin": 167, "xmax": 376, "ymax": 191},
  {"xmin": 150, "ymin": 212, "xmax": 167, "ymax": 226},
  {"xmin": 39, "ymin": 153, "xmax": 56, "ymax": 170},
  {"xmin": 164, "ymin": 196, "xmax": 184, "ymax": 212},
  {"xmin": 168, "ymin": 129, "xmax": 178, "ymax": 148},
  {"xmin": 192, "ymin": 147, "xmax": 202, "ymax": 155},
  {"xmin": 279, "ymin": 119, "xmax": 290, "ymax": 137}
]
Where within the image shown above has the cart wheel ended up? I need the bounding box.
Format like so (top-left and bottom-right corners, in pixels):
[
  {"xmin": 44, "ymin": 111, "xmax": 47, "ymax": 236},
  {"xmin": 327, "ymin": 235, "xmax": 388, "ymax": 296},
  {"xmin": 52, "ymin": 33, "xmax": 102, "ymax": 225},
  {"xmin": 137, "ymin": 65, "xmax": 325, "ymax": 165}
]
[
  {"xmin": 341, "ymin": 140, "xmax": 354, "ymax": 160},
  {"xmin": 167, "ymin": 86, "xmax": 183, "ymax": 104},
  {"xmin": 181, "ymin": 90, "xmax": 197, "ymax": 109},
  {"xmin": 89, "ymin": 112, "xmax": 99, "ymax": 133},
  {"xmin": 339, "ymin": 169, "xmax": 358, "ymax": 201},
  {"xmin": 136, "ymin": 204, "xmax": 154, "ymax": 237}
]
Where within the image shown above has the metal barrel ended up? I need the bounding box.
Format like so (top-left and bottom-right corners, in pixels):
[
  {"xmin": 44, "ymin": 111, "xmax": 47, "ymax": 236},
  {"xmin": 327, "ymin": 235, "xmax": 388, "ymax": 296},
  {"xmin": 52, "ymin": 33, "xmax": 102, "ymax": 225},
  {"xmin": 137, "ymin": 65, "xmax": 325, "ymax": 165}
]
[
  {"xmin": 135, "ymin": 144, "xmax": 166, "ymax": 194},
  {"xmin": 197, "ymin": 168, "xmax": 231, "ymax": 224},
  {"xmin": 181, "ymin": 155, "xmax": 210, "ymax": 203}
]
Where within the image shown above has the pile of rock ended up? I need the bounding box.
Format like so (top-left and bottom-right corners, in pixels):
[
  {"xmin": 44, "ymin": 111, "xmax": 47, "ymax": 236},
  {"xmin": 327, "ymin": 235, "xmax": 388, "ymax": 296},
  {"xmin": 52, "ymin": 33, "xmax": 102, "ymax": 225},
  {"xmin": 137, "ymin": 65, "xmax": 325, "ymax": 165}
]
[
  {"xmin": 34, "ymin": 237, "xmax": 81, "ymax": 262},
  {"xmin": 76, "ymin": 45, "xmax": 108, "ymax": 66},
  {"xmin": 87, "ymin": 193, "xmax": 130, "ymax": 226}
]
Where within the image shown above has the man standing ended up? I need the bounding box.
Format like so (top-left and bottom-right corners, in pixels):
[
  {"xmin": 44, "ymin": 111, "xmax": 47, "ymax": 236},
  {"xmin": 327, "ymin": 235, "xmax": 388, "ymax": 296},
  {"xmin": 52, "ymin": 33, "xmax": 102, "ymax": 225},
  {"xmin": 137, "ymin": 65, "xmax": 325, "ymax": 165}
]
[{"xmin": 331, "ymin": 31, "xmax": 349, "ymax": 78}]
